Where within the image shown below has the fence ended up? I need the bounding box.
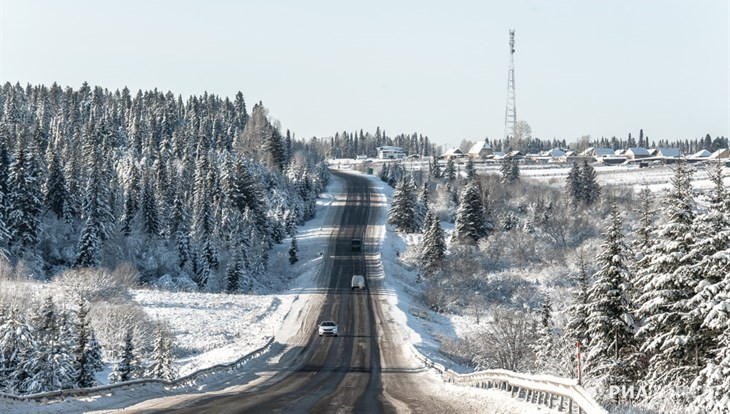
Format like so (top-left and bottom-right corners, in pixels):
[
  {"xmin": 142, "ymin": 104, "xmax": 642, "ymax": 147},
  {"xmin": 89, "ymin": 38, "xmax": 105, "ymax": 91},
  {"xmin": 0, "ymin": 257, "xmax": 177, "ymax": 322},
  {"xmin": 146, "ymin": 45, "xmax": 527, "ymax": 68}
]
[{"xmin": 405, "ymin": 341, "xmax": 607, "ymax": 414}]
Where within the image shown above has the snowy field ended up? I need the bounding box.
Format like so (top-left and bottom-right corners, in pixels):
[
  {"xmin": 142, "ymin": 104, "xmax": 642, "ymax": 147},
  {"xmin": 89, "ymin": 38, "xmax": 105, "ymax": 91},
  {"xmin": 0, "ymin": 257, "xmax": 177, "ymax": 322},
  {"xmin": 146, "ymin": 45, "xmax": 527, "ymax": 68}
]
[{"xmin": 5, "ymin": 164, "xmax": 714, "ymax": 413}]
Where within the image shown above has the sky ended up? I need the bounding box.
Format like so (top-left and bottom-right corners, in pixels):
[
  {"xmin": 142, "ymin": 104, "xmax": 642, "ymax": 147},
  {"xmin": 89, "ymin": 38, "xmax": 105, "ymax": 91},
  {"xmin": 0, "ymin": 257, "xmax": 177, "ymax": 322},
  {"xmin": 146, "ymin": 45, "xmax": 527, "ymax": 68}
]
[{"xmin": 1, "ymin": 0, "xmax": 728, "ymax": 149}]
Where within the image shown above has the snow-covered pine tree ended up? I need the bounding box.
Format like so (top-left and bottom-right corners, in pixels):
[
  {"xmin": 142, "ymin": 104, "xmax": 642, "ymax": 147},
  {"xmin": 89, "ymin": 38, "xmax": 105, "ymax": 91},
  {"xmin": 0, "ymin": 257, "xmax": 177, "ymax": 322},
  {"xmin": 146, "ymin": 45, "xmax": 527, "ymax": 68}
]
[
  {"xmin": 74, "ymin": 215, "xmax": 102, "ymax": 268},
  {"xmin": 170, "ymin": 192, "xmax": 191, "ymax": 270},
  {"xmin": 635, "ymin": 162, "xmax": 698, "ymax": 399},
  {"xmin": 564, "ymin": 251, "xmax": 592, "ymax": 348},
  {"xmin": 109, "ymin": 329, "xmax": 140, "ymax": 383},
  {"xmin": 44, "ymin": 149, "xmax": 69, "ymax": 220},
  {"xmin": 146, "ymin": 324, "xmax": 176, "ymax": 381},
  {"xmin": 532, "ymin": 296, "xmax": 557, "ymax": 374},
  {"xmin": 120, "ymin": 160, "xmax": 140, "ymax": 236},
  {"xmin": 0, "ymin": 308, "xmax": 36, "ymax": 393},
  {"xmin": 416, "ymin": 184, "xmax": 429, "ymax": 232},
  {"xmin": 453, "ymin": 179, "xmax": 487, "ymax": 244},
  {"xmin": 580, "ymin": 161, "xmax": 600, "ymax": 205},
  {"xmin": 16, "ymin": 328, "xmax": 75, "ymax": 394},
  {"xmin": 690, "ymin": 297, "xmax": 730, "ymax": 414},
  {"xmin": 687, "ymin": 164, "xmax": 730, "ymax": 409},
  {"xmin": 140, "ymin": 171, "xmax": 161, "ymax": 238},
  {"xmin": 510, "ymin": 155, "xmax": 520, "ymax": 183},
  {"xmin": 192, "ymin": 139, "xmax": 213, "ymax": 242},
  {"xmin": 153, "ymin": 154, "xmax": 173, "ymax": 238},
  {"xmin": 500, "ymin": 154, "xmax": 519, "ymax": 184},
  {"xmin": 421, "ymin": 210, "xmax": 446, "ymax": 276},
  {"xmin": 431, "ymin": 157, "xmax": 442, "ymax": 178},
  {"xmin": 74, "ymin": 298, "xmax": 102, "ymax": 388},
  {"xmin": 193, "ymin": 245, "xmax": 211, "ymax": 290},
  {"xmin": 584, "ymin": 204, "xmax": 639, "ymax": 398},
  {"xmin": 7, "ymin": 139, "xmax": 43, "ymax": 258},
  {"xmin": 565, "ymin": 162, "xmax": 582, "ymax": 206},
  {"xmin": 288, "ymin": 234, "xmax": 298, "ymax": 265},
  {"xmin": 443, "ymin": 158, "xmax": 456, "ymax": 181},
  {"xmin": 387, "ymin": 176, "xmax": 419, "ymax": 233}
]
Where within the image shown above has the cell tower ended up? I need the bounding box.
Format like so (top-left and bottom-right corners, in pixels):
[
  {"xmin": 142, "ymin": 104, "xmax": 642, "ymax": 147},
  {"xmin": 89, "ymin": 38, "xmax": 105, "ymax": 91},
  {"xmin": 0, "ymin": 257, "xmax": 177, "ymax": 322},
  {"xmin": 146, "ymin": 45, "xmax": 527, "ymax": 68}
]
[{"xmin": 504, "ymin": 29, "xmax": 517, "ymax": 141}]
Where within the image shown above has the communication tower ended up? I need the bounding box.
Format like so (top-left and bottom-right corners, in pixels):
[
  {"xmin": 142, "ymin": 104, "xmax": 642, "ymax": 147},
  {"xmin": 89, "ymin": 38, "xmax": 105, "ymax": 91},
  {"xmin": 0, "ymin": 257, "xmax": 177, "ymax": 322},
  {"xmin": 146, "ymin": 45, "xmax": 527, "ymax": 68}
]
[{"xmin": 504, "ymin": 29, "xmax": 517, "ymax": 141}]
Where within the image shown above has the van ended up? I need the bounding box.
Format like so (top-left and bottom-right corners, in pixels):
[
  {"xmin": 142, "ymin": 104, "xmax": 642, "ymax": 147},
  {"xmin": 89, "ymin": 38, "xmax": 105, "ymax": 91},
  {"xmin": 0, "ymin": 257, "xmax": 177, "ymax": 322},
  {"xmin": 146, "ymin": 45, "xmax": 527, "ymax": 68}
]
[{"xmin": 351, "ymin": 275, "xmax": 365, "ymax": 290}]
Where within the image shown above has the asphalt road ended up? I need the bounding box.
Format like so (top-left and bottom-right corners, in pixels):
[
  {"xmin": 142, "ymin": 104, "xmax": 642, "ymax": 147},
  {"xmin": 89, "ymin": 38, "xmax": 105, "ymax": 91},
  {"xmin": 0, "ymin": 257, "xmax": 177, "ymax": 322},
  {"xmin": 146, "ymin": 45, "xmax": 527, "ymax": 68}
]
[{"xmin": 148, "ymin": 171, "xmax": 460, "ymax": 414}]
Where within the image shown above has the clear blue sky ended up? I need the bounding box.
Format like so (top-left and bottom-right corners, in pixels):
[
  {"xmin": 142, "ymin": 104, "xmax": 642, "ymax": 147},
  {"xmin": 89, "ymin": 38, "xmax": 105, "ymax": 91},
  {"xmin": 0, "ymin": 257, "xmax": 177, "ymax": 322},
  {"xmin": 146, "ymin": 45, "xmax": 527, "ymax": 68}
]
[{"xmin": 1, "ymin": 0, "xmax": 728, "ymax": 148}]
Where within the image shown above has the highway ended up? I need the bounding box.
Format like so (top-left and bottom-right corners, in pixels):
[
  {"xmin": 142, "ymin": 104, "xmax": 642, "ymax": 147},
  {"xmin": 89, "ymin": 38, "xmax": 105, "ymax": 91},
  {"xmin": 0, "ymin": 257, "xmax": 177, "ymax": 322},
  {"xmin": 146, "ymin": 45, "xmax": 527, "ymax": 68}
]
[{"xmin": 145, "ymin": 171, "xmax": 460, "ymax": 413}]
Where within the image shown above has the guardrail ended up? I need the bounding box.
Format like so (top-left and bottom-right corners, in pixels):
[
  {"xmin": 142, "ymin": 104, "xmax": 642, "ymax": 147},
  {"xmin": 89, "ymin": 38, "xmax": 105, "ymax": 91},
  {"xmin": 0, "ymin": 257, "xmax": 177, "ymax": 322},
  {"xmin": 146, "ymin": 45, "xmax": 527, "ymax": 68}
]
[
  {"xmin": 405, "ymin": 341, "xmax": 607, "ymax": 414},
  {"xmin": 0, "ymin": 336, "xmax": 275, "ymax": 403}
]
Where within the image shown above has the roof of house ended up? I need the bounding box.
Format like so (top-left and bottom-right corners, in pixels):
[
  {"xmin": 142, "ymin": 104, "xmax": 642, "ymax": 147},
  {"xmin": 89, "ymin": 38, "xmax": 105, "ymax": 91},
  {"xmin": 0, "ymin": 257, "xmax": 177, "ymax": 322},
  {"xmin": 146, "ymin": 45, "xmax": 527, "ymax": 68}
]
[
  {"xmin": 595, "ymin": 148, "xmax": 615, "ymax": 157},
  {"xmin": 443, "ymin": 147, "xmax": 464, "ymax": 156},
  {"xmin": 468, "ymin": 141, "xmax": 491, "ymax": 155},
  {"xmin": 657, "ymin": 147, "xmax": 681, "ymax": 158},
  {"xmin": 627, "ymin": 147, "xmax": 650, "ymax": 156},
  {"xmin": 690, "ymin": 149, "xmax": 711, "ymax": 158},
  {"xmin": 709, "ymin": 148, "xmax": 730, "ymax": 159},
  {"xmin": 542, "ymin": 148, "xmax": 566, "ymax": 157}
]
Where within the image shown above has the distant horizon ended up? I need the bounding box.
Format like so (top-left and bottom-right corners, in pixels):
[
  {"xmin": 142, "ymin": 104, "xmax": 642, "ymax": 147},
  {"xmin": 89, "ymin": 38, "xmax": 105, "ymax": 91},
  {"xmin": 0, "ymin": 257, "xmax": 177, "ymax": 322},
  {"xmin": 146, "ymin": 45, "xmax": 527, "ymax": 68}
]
[{"xmin": 1, "ymin": 1, "xmax": 728, "ymax": 147}]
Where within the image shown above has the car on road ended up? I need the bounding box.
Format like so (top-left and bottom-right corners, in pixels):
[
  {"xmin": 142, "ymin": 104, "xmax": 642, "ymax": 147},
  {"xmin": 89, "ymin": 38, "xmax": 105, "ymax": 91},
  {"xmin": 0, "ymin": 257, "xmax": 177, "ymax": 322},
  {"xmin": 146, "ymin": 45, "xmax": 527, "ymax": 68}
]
[
  {"xmin": 351, "ymin": 238, "xmax": 362, "ymax": 251},
  {"xmin": 351, "ymin": 275, "xmax": 365, "ymax": 290},
  {"xmin": 318, "ymin": 321, "xmax": 338, "ymax": 337}
]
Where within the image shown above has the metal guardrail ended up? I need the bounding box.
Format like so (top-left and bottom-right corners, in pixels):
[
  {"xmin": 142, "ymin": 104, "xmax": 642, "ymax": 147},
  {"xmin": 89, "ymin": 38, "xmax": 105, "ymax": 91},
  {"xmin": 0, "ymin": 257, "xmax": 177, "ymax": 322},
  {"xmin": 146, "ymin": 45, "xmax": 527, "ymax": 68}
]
[
  {"xmin": 405, "ymin": 341, "xmax": 607, "ymax": 414},
  {"xmin": 0, "ymin": 336, "xmax": 275, "ymax": 403}
]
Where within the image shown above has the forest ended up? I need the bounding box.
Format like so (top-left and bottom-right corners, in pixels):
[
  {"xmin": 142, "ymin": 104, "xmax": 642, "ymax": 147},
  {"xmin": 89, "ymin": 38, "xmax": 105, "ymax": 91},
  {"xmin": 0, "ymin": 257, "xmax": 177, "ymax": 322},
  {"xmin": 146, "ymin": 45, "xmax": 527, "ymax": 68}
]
[{"xmin": 382, "ymin": 156, "xmax": 729, "ymax": 414}]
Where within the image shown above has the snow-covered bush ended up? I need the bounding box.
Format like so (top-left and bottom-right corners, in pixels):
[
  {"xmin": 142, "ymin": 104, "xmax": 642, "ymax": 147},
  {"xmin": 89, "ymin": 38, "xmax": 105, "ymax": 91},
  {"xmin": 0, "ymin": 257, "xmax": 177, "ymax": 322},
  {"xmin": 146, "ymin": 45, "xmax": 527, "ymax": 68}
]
[{"xmin": 53, "ymin": 264, "xmax": 139, "ymax": 303}]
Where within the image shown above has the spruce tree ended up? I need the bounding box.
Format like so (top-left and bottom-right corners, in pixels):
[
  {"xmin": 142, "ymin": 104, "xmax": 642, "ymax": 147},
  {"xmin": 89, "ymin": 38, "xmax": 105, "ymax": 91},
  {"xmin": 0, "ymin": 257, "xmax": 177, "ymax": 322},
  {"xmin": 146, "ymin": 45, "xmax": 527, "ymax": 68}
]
[
  {"xmin": 584, "ymin": 204, "xmax": 638, "ymax": 397},
  {"xmin": 421, "ymin": 210, "xmax": 446, "ymax": 275},
  {"xmin": 581, "ymin": 161, "xmax": 600, "ymax": 205},
  {"xmin": 532, "ymin": 297, "xmax": 557, "ymax": 374},
  {"xmin": 45, "ymin": 149, "xmax": 68, "ymax": 219},
  {"xmin": 74, "ymin": 216, "xmax": 102, "ymax": 268},
  {"xmin": 565, "ymin": 162, "xmax": 582, "ymax": 206},
  {"xmin": 443, "ymin": 158, "xmax": 456, "ymax": 181},
  {"xmin": 146, "ymin": 324, "xmax": 176, "ymax": 381},
  {"xmin": 500, "ymin": 154, "xmax": 519, "ymax": 183},
  {"xmin": 564, "ymin": 252, "xmax": 592, "ymax": 347},
  {"xmin": 431, "ymin": 158, "xmax": 442, "ymax": 178},
  {"xmin": 0, "ymin": 308, "xmax": 36, "ymax": 393},
  {"xmin": 121, "ymin": 160, "xmax": 140, "ymax": 236},
  {"xmin": 288, "ymin": 234, "xmax": 299, "ymax": 265},
  {"xmin": 74, "ymin": 299, "xmax": 102, "ymax": 388},
  {"xmin": 7, "ymin": 141, "xmax": 43, "ymax": 258},
  {"xmin": 453, "ymin": 179, "xmax": 487, "ymax": 244},
  {"xmin": 109, "ymin": 329, "xmax": 139, "ymax": 383},
  {"xmin": 635, "ymin": 162, "xmax": 697, "ymax": 396},
  {"xmin": 387, "ymin": 176, "xmax": 419, "ymax": 233},
  {"xmin": 140, "ymin": 173, "xmax": 161, "ymax": 238}
]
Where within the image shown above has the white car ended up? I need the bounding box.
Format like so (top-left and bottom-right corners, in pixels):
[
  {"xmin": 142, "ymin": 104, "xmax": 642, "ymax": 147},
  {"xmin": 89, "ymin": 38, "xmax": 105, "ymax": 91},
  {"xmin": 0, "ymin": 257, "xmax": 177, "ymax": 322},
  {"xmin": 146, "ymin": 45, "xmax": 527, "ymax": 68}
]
[
  {"xmin": 318, "ymin": 321, "xmax": 338, "ymax": 337},
  {"xmin": 351, "ymin": 275, "xmax": 365, "ymax": 290}
]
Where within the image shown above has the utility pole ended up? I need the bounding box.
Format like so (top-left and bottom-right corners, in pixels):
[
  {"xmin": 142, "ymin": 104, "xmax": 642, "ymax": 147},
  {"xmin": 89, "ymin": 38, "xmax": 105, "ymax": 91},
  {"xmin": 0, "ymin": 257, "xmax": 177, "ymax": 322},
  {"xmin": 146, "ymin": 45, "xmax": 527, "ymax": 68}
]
[{"xmin": 504, "ymin": 29, "xmax": 517, "ymax": 142}]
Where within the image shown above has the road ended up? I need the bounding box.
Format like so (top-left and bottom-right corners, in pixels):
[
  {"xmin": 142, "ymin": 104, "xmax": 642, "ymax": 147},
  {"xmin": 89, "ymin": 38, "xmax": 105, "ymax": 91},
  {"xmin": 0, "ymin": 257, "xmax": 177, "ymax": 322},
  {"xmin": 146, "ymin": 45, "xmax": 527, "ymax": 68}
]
[{"xmin": 142, "ymin": 171, "xmax": 461, "ymax": 413}]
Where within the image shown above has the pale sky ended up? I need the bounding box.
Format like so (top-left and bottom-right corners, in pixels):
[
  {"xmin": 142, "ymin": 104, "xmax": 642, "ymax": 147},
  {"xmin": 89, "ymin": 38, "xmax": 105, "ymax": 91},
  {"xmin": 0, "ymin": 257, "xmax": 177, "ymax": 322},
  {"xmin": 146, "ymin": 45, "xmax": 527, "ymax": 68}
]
[{"xmin": 1, "ymin": 0, "xmax": 728, "ymax": 148}]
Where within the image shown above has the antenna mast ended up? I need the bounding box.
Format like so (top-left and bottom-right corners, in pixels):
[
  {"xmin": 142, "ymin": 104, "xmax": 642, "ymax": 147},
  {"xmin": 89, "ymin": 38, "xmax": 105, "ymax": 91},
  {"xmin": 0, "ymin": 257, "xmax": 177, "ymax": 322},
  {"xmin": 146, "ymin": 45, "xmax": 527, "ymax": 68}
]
[{"xmin": 504, "ymin": 29, "xmax": 517, "ymax": 142}]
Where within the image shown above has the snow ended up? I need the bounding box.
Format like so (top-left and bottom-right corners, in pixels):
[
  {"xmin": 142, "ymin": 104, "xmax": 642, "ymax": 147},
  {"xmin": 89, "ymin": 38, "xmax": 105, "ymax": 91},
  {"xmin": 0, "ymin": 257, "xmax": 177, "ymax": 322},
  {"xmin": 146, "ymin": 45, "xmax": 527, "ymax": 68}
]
[{"xmin": 0, "ymin": 170, "xmax": 575, "ymax": 413}]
